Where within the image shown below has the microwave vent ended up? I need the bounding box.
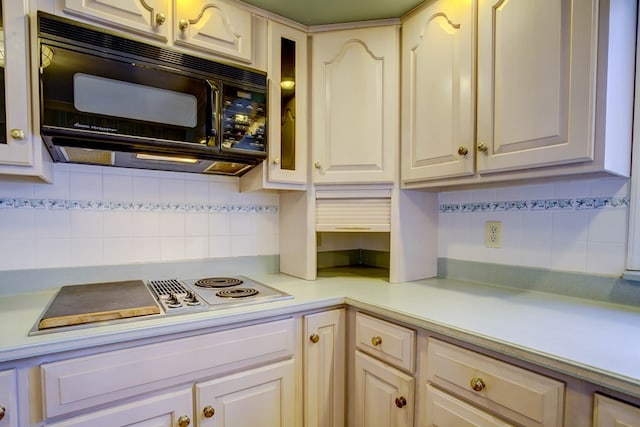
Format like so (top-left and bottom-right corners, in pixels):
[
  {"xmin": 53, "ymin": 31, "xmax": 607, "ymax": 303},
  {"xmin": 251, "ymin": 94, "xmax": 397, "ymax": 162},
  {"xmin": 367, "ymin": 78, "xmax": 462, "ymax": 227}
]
[
  {"xmin": 204, "ymin": 161, "xmax": 252, "ymax": 176},
  {"xmin": 61, "ymin": 146, "xmax": 114, "ymax": 166}
]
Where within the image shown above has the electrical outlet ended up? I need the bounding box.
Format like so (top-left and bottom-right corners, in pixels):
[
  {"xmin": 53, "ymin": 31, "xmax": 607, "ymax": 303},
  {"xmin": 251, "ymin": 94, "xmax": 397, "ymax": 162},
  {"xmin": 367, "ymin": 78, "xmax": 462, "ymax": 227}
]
[{"xmin": 485, "ymin": 221, "xmax": 502, "ymax": 248}]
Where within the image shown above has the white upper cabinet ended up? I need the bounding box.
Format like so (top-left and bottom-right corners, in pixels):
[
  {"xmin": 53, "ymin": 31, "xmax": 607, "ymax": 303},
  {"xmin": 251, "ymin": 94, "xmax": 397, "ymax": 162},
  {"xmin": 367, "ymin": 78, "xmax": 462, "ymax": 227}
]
[
  {"xmin": 240, "ymin": 20, "xmax": 308, "ymax": 191},
  {"xmin": 0, "ymin": 0, "xmax": 52, "ymax": 181},
  {"xmin": 174, "ymin": 0, "xmax": 254, "ymax": 63},
  {"xmin": 401, "ymin": 0, "xmax": 637, "ymax": 189},
  {"xmin": 63, "ymin": 0, "xmax": 171, "ymax": 40},
  {"xmin": 61, "ymin": 0, "xmax": 255, "ymax": 64},
  {"xmin": 311, "ymin": 25, "xmax": 399, "ymax": 184},
  {"xmin": 476, "ymin": 0, "xmax": 594, "ymax": 173},
  {"xmin": 401, "ymin": 0, "xmax": 475, "ymax": 183}
]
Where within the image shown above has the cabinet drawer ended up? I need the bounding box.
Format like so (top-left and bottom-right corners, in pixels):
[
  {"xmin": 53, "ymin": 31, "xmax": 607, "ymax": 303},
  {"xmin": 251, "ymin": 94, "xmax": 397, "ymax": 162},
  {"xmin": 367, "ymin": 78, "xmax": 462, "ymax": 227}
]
[
  {"xmin": 426, "ymin": 385, "xmax": 514, "ymax": 427},
  {"xmin": 427, "ymin": 338, "xmax": 564, "ymax": 427},
  {"xmin": 355, "ymin": 312, "xmax": 416, "ymax": 372},
  {"xmin": 42, "ymin": 318, "xmax": 294, "ymax": 418},
  {"xmin": 0, "ymin": 369, "xmax": 17, "ymax": 427},
  {"xmin": 594, "ymin": 394, "xmax": 640, "ymax": 426}
]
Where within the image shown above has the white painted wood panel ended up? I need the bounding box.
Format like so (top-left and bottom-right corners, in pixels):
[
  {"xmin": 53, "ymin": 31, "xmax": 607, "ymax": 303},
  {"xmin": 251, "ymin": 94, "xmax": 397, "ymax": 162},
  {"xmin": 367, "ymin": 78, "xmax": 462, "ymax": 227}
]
[
  {"xmin": 401, "ymin": 0, "xmax": 475, "ymax": 182},
  {"xmin": 425, "ymin": 385, "xmax": 515, "ymax": 427},
  {"xmin": 304, "ymin": 309, "xmax": 346, "ymax": 427},
  {"xmin": 42, "ymin": 318, "xmax": 294, "ymax": 417},
  {"xmin": 427, "ymin": 338, "xmax": 564, "ymax": 426},
  {"xmin": 174, "ymin": 0, "xmax": 253, "ymax": 63},
  {"xmin": 476, "ymin": 0, "xmax": 596, "ymax": 173},
  {"xmin": 594, "ymin": 394, "xmax": 640, "ymax": 427},
  {"xmin": 312, "ymin": 26, "xmax": 398, "ymax": 184},
  {"xmin": 195, "ymin": 359, "xmax": 295, "ymax": 427},
  {"xmin": 63, "ymin": 0, "xmax": 170, "ymax": 39},
  {"xmin": 354, "ymin": 350, "xmax": 414, "ymax": 427},
  {"xmin": 44, "ymin": 387, "xmax": 193, "ymax": 427},
  {"xmin": 0, "ymin": 370, "xmax": 17, "ymax": 427}
]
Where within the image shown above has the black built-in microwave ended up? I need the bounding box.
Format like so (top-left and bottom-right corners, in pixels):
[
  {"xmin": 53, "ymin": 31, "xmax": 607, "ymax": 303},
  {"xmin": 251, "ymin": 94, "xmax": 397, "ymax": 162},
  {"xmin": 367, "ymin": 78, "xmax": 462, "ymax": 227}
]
[{"xmin": 38, "ymin": 12, "xmax": 267, "ymax": 176}]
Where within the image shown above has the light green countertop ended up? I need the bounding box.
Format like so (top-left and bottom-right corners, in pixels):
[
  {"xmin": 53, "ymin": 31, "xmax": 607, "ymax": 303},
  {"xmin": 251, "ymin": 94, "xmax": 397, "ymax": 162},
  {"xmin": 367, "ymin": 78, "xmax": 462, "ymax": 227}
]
[{"xmin": 1, "ymin": 269, "xmax": 639, "ymax": 400}]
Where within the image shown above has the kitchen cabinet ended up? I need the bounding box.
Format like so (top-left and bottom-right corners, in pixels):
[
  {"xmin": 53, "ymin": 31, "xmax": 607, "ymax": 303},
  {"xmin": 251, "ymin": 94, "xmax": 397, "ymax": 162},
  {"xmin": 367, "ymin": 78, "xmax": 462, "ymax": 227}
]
[
  {"xmin": 354, "ymin": 351, "xmax": 414, "ymax": 427},
  {"xmin": 39, "ymin": 318, "xmax": 295, "ymax": 424},
  {"xmin": 593, "ymin": 394, "xmax": 640, "ymax": 426},
  {"xmin": 44, "ymin": 387, "xmax": 193, "ymax": 427},
  {"xmin": 0, "ymin": 369, "xmax": 18, "ymax": 427},
  {"xmin": 311, "ymin": 25, "xmax": 399, "ymax": 184},
  {"xmin": 62, "ymin": 0, "xmax": 171, "ymax": 40},
  {"xmin": 240, "ymin": 20, "xmax": 308, "ymax": 192},
  {"xmin": 401, "ymin": 0, "xmax": 637, "ymax": 189},
  {"xmin": 353, "ymin": 312, "xmax": 416, "ymax": 427},
  {"xmin": 304, "ymin": 309, "xmax": 346, "ymax": 427},
  {"xmin": 426, "ymin": 338, "xmax": 564, "ymax": 426},
  {"xmin": 61, "ymin": 0, "xmax": 257, "ymax": 65},
  {"xmin": 174, "ymin": 0, "xmax": 254, "ymax": 63},
  {"xmin": 195, "ymin": 359, "xmax": 295, "ymax": 427},
  {"xmin": 0, "ymin": 0, "xmax": 53, "ymax": 181}
]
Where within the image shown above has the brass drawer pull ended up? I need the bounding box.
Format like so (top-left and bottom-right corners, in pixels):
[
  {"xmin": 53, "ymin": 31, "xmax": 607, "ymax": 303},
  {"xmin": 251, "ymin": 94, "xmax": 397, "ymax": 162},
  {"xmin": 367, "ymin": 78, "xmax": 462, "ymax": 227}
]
[
  {"xmin": 203, "ymin": 405, "xmax": 215, "ymax": 418},
  {"xmin": 309, "ymin": 333, "xmax": 320, "ymax": 343},
  {"xmin": 470, "ymin": 377, "xmax": 486, "ymax": 392},
  {"xmin": 371, "ymin": 336, "xmax": 382, "ymax": 346}
]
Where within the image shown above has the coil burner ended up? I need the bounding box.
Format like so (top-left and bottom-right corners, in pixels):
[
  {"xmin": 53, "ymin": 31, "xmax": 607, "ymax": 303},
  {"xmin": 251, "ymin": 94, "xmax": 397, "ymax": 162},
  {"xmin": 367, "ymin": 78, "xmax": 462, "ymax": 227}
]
[
  {"xmin": 216, "ymin": 288, "xmax": 260, "ymax": 298},
  {"xmin": 194, "ymin": 277, "xmax": 243, "ymax": 288}
]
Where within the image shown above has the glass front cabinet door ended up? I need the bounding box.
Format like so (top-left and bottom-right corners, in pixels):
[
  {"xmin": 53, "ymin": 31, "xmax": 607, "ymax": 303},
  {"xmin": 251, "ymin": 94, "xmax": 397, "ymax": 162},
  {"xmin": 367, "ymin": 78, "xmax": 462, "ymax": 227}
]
[{"xmin": 240, "ymin": 20, "xmax": 307, "ymax": 192}]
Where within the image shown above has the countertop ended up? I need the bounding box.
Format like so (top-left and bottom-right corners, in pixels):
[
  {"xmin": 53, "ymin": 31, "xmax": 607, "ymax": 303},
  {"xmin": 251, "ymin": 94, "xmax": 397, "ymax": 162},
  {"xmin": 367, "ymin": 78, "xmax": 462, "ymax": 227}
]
[{"xmin": 1, "ymin": 269, "xmax": 640, "ymax": 399}]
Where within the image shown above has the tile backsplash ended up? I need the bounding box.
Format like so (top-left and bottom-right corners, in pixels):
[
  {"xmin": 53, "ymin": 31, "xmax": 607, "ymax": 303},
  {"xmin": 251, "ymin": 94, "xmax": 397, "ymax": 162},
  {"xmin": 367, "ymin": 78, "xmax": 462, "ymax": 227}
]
[
  {"xmin": 0, "ymin": 164, "xmax": 279, "ymax": 270},
  {"xmin": 438, "ymin": 177, "xmax": 630, "ymax": 276}
]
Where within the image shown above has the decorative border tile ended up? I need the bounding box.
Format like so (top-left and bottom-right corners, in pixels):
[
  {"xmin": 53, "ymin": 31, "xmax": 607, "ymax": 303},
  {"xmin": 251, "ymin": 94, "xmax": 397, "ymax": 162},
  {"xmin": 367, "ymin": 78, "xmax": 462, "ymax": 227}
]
[
  {"xmin": 0, "ymin": 198, "xmax": 278, "ymax": 213},
  {"xmin": 439, "ymin": 196, "xmax": 629, "ymax": 213}
]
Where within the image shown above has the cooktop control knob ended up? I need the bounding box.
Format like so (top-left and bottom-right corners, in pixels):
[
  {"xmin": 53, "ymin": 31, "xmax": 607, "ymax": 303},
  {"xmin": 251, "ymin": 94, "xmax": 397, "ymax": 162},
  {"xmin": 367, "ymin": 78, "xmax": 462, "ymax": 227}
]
[{"xmin": 166, "ymin": 293, "xmax": 182, "ymax": 308}]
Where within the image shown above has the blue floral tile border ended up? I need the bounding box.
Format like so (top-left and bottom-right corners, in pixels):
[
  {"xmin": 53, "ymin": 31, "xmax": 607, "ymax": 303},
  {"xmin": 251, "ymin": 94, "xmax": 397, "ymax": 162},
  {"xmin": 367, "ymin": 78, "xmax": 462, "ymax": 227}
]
[
  {"xmin": 439, "ymin": 196, "xmax": 629, "ymax": 213},
  {"xmin": 0, "ymin": 198, "xmax": 278, "ymax": 213}
]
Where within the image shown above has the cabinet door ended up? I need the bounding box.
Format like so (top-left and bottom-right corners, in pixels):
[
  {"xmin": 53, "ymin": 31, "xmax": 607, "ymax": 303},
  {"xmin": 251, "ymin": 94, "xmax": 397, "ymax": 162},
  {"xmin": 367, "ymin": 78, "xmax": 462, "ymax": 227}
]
[
  {"xmin": 0, "ymin": 370, "xmax": 18, "ymax": 427},
  {"xmin": 425, "ymin": 385, "xmax": 514, "ymax": 427},
  {"xmin": 594, "ymin": 394, "xmax": 640, "ymax": 427},
  {"xmin": 401, "ymin": 0, "xmax": 475, "ymax": 182},
  {"xmin": 304, "ymin": 309, "xmax": 346, "ymax": 427},
  {"xmin": 476, "ymin": 0, "xmax": 597, "ymax": 173},
  {"xmin": 63, "ymin": 0, "xmax": 170, "ymax": 40},
  {"xmin": 174, "ymin": 0, "xmax": 253, "ymax": 63},
  {"xmin": 195, "ymin": 359, "xmax": 295, "ymax": 427},
  {"xmin": 354, "ymin": 351, "xmax": 414, "ymax": 427},
  {"xmin": 311, "ymin": 26, "xmax": 399, "ymax": 184},
  {"xmin": 0, "ymin": 0, "xmax": 33, "ymax": 167},
  {"xmin": 45, "ymin": 387, "xmax": 193, "ymax": 427}
]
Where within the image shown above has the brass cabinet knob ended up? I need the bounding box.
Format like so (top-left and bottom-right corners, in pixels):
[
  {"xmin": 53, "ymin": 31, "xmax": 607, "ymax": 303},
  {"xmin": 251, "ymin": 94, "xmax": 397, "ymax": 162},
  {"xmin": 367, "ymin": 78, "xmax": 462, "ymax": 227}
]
[
  {"xmin": 178, "ymin": 415, "xmax": 191, "ymax": 427},
  {"xmin": 395, "ymin": 396, "xmax": 407, "ymax": 408},
  {"xmin": 470, "ymin": 377, "xmax": 486, "ymax": 392},
  {"xmin": 179, "ymin": 19, "xmax": 189, "ymax": 31},
  {"xmin": 0, "ymin": 405, "xmax": 5, "ymax": 421},
  {"xmin": 10, "ymin": 129, "xmax": 25, "ymax": 140},
  {"xmin": 314, "ymin": 161, "xmax": 322, "ymax": 169},
  {"xmin": 309, "ymin": 333, "xmax": 320, "ymax": 343},
  {"xmin": 477, "ymin": 142, "xmax": 489, "ymax": 153},
  {"xmin": 155, "ymin": 13, "xmax": 166, "ymax": 25},
  {"xmin": 203, "ymin": 405, "xmax": 215, "ymax": 418},
  {"xmin": 371, "ymin": 336, "xmax": 382, "ymax": 346},
  {"xmin": 457, "ymin": 146, "xmax": 468, "ymax": 156},
  {"xmin": 272, "ymin": 157, "xmax": 281, "ymax": 165}
]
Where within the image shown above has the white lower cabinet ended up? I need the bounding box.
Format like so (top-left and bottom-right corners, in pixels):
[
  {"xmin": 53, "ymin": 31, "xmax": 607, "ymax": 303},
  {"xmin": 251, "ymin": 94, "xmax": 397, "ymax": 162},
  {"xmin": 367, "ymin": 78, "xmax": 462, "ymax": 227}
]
[
  {"xmin": 39, "ymin": 318, "xmax": 296, "ymax": 426},
  {"xmin": 426, "ymin": 338, "xmax": 564, "ymax": 427},
  {"xmin": 195, "ymin": 359, "xmax": 296, "ymax": 427},
  {"xmin": 354, "ymin": 351, "xmax": 414, "ymax": 427},
  {"xmin": 44, "ymin": 387, "xmax": 193, "ymax": 427},
  {"xmin": 425, "ymin": 385, "xmax": 513, "ymax": 427},
  {"xmin": 304, "ymin": 308, "xmax": 346, "ymax": 427},
  {"xmin": 594, "ymin": 394, "xmax": 640, "ymax": 427},
  {"xmin": 0, "ymin": 369, "xmax": 18, "ymax": 427}
]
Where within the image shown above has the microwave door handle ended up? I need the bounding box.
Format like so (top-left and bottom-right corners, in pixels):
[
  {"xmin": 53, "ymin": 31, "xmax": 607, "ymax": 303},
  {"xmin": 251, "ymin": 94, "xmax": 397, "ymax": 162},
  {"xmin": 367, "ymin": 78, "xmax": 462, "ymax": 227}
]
[{"xmin": 207, "ymin": 80, "xmax": 219, "ymax": 144}]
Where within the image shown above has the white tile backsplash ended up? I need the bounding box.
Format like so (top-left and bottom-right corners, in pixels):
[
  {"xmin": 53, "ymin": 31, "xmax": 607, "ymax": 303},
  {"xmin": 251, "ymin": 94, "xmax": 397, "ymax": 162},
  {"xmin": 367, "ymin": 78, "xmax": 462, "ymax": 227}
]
[
  {"xmin": 0, "ymin": 163, "xmax": 279, "ymax": 270},
  {"xmin": 439, "ymin": 177, "xmax": 631, "ymax": 275}
]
